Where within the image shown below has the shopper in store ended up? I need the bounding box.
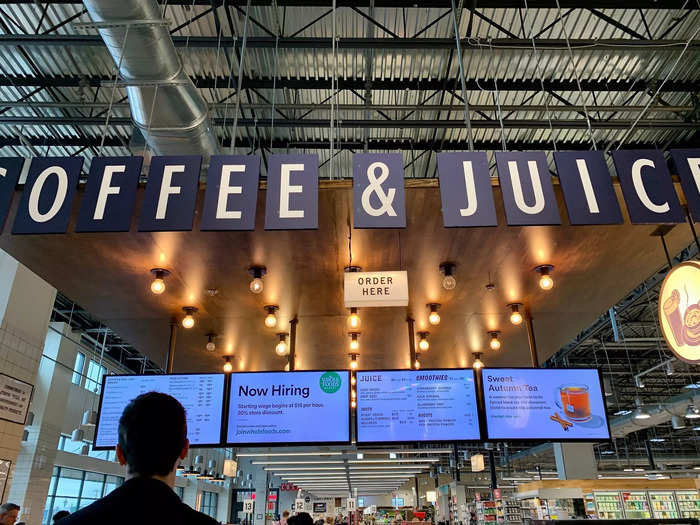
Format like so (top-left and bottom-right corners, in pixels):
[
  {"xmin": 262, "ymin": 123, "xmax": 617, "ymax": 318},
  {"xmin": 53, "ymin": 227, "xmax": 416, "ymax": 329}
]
[
  {"xmin": 52, "ymin": 510, "xmax": 70, "ymax": 523},
  {"xmin": 0, "ymin": 503, "xmax": 20, "ymax": 525},
  {"xmin": 59, "ymin": 392, "xmax": 218, "ymax": 525},
  {"xmin": 279, "ymin": 509, "xmax": 291, "ymax": 525}
]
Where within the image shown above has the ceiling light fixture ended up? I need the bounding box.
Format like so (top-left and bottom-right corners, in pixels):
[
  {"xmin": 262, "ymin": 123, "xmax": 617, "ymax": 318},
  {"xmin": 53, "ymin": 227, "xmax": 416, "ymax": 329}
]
[
  {"xmin": 347, "ymin": 307, "xmax": 361, "ymax": 330},
  {"xmin": 205, "ymin": 333, "xmax": 216, "ymax": 352},
  {"xmin": 634, "ymin": 397, "xmax": 650, "ymax": 420},
  {"xmin": 149, "ymin": 268, "xmax": 170, "ymax": 295},
  {"xmin": 275, "ymin": 333, "xmax": 289, "ymax": 356},
  {"xmin": 417, "ymin": 332, "xmax": 430, "ymax": 352},
  {"xmin": 635, "ymin": 376, "xmax": 645, "ymax": 389},
  {"xmin": 507, "ymin": 303, "xmax": 523, "ymax": 325},
  {"xmin": 414, "ymin": 354, "xmax": 421, "ymax": 370},
  {"xmin": 685, "ymin": 404, "xmax": 700, "ymax": 419},
  {"xmin": 181, "ymin": 306, "xmax": 198, "ymax": 329},
  {"xmin": 472, "ymin": 352, "xmax": 484, "ymax": 370},
  {"xmin": 349, "ymin": 353, "xmax": 359, "ymax": 370},
  {"xmin": 351, "ymin": 375, "xmax": 356, "ymax": 386},
  {"xmin": 439, "ymin": 262, "xmax": 457, "ymax": 290},
  {"xmin": 248, "ymin": 265, "xmax": 267, "ymax": 294},
  {"xmin": 671, "ymin": 415, "xmax": 686, "ymax": 430},
  {"xmin": 535, "ymin": 264, "xmax": 554, "ymax": 290},
  {"xmin": 264, "ymin": 305, "xmax": 279, "ymax": 328},
  {"xmin": 665, "ymin": 361, "xmax": 675, "ymax": 376},
  {"xmin": 349, "ymin": 332, "xmax": 360, "ymax": 351},
  {"xmin": 427, "ymin": 304, "xmax": 441, "ymax": 326},
  {"xmin": 488, "ymin": 331, "xmax": 501, "ymax": 351},
  {"xmin": 223, "ymin": 356, "xmax": 233, "ymax": 373}
]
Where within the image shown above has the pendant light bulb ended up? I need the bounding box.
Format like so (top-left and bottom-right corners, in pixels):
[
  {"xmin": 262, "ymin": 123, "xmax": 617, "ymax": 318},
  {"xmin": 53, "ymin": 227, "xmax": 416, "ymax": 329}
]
[
  {"xmin": 349, "ymin": 354, "xmax": 359, "ymax": 370},
  {"xmin": 351, "ymin": 375, "xmax": 356, "ymax": 386},
  {"xmin": 347, "ymin": 308, "xmax": 361, "ymax": 330},
  {"xmin": 535, "ymin": 265, "xmax": 554, "ymax": 291},
  {"xmin": 349, "ymin": 333, "xmax": 360, "ymax": 351},
  {"xmin": 472, "ymin": 353, "xmax": 484, "ymax": 370},
  {"xmin": 417, "ymin": 332, "xmax": 429, "ymax": 352},
  {"xmin": 351, "ymin": 399, "xmax": 357, "ymax": 409},
  {"xmin": 351, "ymin": 389, "xmax": 356, "ymax": 399},
  {"xmin": 488, "ymin": 331, "xmax": 501, "ymax": 351},
  {"xmin": 150, "ymin": 268, "xmax": 170, "ymax": 295},
  {"xmin": 248, "ymin": 266, "xmax": 267, "ymax": 294},
  {"xmin": 440, "ymin": 262, "xmax": 457, "ymax": 290},
  {"xmin": 508, "ymin": 303, "xmax": 523, "ymax": 325},
  {"xmin": 181, "ymin": 307, "xmax": 197, "ymax": 329},
  {"xmin": 427, "ymin": 303, "xmax": 441, "ymax": 326},
  {"xmin": 275, "ymin": 333, "xmax": 289, "ymax": 356},
  {"xmin": 205, "ymin": 333, "xmax": 216, "ymax": 352},
  {"xmin": 414, "ymin": 356, "xmax": 421, "ymax": 370},
  {"xmin": 264, "ymin": 305, "xmax": 279, "ymax": 328},
  {"xmin": 222, "ymin": 356, "xmax": 233, "ymax": 373},
  {"xmin": 284, "ymin": 362, "xmax": 290, "ymax": 372}
]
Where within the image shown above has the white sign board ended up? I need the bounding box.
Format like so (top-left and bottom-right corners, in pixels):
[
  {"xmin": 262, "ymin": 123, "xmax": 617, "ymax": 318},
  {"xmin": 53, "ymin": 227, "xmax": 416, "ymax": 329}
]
[
  {"xmin": 344, "ymin": 271, "xmax": 409, "ymax": 307},
  {"xmin": 243, "ymin": 499, "xmax": 255, "ymax": 513},
  {"xmin": 347, "ymin": 498, "xmax": 357, "ymax": 512},
  {"xmin": 223, "ymin": 458, "xmax": 238, "ymax": 477},
  {"xmin": 426, "ymin": 490, "xmax": 437, "ymax": 503},
  {"xmin": 0, "ymin": 373, "xmax": 32, "ymax": 424},
  {"xmin": 295, "ymin": 499, "xmax": 305, "ymax": 512},
  {"xmin": 471, "ymin": 453, "xmax": 485, "ymax": 472}
]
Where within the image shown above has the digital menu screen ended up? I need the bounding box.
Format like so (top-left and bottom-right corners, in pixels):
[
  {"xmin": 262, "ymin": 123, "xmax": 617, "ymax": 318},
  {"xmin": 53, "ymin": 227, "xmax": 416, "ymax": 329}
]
[
  {"xmin": 356, "ymin": 369, "xmax": 480, "ymax": 443},
  {"xmin": 227, "ymin": 370, "xmax": 350, "ymax": 445},
  {"xmin": 481, "ymin": 368, "xmax": 610, "ymax": 440},
  {"xmin": 94, "ymin": 374, "xmax": 226, "ymax": 449}
]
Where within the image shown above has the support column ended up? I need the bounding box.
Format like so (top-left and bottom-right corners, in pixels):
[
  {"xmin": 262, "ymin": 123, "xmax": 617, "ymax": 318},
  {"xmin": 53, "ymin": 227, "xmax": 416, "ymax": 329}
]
[
  {"xmin": 553, "ymin": 443, "xmax": 597, "ymax": 479},
  {"xmin": 0, "ymin": 250, "xmax": 56, "ymax": 507}
]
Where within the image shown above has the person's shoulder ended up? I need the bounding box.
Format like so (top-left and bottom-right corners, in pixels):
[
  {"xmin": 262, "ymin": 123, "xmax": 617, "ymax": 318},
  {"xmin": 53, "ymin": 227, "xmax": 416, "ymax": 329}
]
[
  {"xmin": 58, "ymin": 497, "xmax": 112, "ymax": 524},
  {"xmin": 180, "ymin": 501, "xmax": 219, "ymax": 524}
]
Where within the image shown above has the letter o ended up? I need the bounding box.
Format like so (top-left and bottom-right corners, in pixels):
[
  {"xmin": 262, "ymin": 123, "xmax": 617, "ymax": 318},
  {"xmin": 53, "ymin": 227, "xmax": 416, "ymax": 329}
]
[{"xmin": 28, "ymin": 166, "xmax": 68, "ymax": 223}]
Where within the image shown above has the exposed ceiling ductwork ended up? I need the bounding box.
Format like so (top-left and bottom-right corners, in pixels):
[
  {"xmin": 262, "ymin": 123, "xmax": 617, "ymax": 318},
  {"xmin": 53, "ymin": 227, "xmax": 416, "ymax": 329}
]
[{"xmin": 82, "ymin": 0, "xmax": 220, "ymax": 158}]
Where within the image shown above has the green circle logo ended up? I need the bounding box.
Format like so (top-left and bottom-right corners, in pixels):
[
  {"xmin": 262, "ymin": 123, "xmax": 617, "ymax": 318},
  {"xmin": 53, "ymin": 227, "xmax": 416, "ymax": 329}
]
[{"xmin": 319, "ymin": 372, "xmax": 342, "ymax": 394}]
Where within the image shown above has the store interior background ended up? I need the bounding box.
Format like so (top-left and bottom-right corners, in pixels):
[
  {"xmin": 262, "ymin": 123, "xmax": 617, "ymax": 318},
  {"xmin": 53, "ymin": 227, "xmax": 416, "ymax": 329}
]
[{"xmin": 0, "ymin": 1, "xmax": 699, "ymax": 525}]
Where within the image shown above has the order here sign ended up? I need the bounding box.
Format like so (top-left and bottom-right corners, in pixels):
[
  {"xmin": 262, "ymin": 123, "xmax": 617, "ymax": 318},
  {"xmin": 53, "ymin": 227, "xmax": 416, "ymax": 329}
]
[{"xmin": 344, "ymin": 271, "xmax": 409, "ymax": 307}]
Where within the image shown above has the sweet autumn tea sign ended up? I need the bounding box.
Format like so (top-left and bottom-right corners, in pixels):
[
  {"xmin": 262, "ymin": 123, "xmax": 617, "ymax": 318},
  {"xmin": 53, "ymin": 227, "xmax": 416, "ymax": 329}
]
[{"xmin": 659, "ymin": 261, "xmax": 700, "ymax": 364}]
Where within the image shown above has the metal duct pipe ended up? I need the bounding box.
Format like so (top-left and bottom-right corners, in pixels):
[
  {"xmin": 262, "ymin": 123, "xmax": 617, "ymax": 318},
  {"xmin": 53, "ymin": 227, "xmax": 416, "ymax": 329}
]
[{"xmin": 82, "ymin": 0, "xmax": 219, "ymax": 157}]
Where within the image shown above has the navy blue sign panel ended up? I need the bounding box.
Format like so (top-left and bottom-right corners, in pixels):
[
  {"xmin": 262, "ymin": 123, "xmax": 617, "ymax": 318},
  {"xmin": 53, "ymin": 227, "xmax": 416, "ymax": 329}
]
[
  {"xmin": 13, "ymin": 157, "xmax": 84, "ymax": 234},
  {"xmin": 265, "ymin": 154, "xmax": 318, "ymax": 230},
  {"xmin": 611, "ymin": 150, "xmax": 684, "ymax": 224},
  {"xmin": 0, "ymin": 158, "xmax": 23, "ymax": 231},
  {"xmin": 495, "ymin": 151, "xmax": 561, "ymax": 226},
  {"xmin": 76, "ymin": 156, "xmax": 143, "ymax": 232},
  {"xmin": 138, "ymin": 156, "xmax": 202, "ymax": 232},
  {"xmin": 553, "ymin": 151, "xmax": 623, "ymax": 225},
  {"xmin": 669, "ymin": 149, "xmax": 700, "ymax": 222},
  {"xmin": 353, "ymin": 153, "xmax": 406, "ymax": 229},
  {"xmin": 201, "ymin": 155, "xmax": 261, "ymax": 231},
  {"xmin": 437, "ymin": 152, "xmax": 497, "ymax": 228}
]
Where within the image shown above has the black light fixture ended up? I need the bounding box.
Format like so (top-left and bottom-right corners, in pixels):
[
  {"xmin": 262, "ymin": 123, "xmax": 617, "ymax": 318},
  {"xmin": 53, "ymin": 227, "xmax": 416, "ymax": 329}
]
[
  {"xmin": 414, "ymin": 353, "xmax": 421, "ymax": 370},
  {"xmin": 427, "ymin": 303, "xmax": 441, "ymax": 326},
  {"xmin": 149, "ymin": 268, "xmax": 170, "ymax": 295},
  {"xmin": 439, "ymin": 262, "xmax": 457, "ymax": 290},
  {"xmin": 349, "ymin": 332, "xmax": 360, "ymax": 352},
  {"xmin": 347, "ymin": 307, "xmax": 361, "ymax": 330},
  {"xmin": 535, "ymin": 264, "xmax": 554, "ymax": 290},
  {"xmin": 264, "ymin": 305, "xmax": 279, "ymax": 328},
  {"xmin": 275, "ymin": 333, "xmax": 289, "ymax": 356},
  {"xmin": 223, "ymin": 355, "xmax": 233, "ymax": 373},
  {"xmin": 248, "ymin": 265, "xmax": 267, "ymax": 294},
  {"xmin": 472, "ymin": 352, "xmax": 484, "ymax": 369},
  {"xmin": 417, "ymin": 331, "xmax": 430, "ymax": 352},
  {"xmin": 205, "ymin": 333, "xmax": 216, "ymax": 352},
  {"xmin": 488, "ymin": 331, "xmax": 501, "ymax": 351},
  {"xmin": 507, "ymin": 303, "xmax": 523, "ymax": 325},
  {"xmin": 349, "ymin": 353, "xmax": 359, "ymax": 370},
  {"xmin": 182, "ymin": 306, "xmax": 198, "ymax": 329}
]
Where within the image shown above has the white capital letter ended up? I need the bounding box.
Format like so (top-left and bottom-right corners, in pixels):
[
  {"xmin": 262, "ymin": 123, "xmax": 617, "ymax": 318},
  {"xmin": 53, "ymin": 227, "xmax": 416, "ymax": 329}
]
[
  {"xmin": 93, "ymin": 165, "xmax": 125, "ymax": 220},
  {"xmin": 508, "ymin": 160, "xmax": 545, "ymax": 215},
  {"xmin": 0, "ymin": 167, "xmax": 6, "ymax": 178},
  {"xmin": 216, "ymin": 165, "xmax": 244, "ymax": 219},
  {"xmin": 28, "ymin": 166, "xmax": 68, "ymax": 223},
  {"xmin": 459, "ymin": 160, "xmax": 478, "ymax": 217},
  {"xmin": 575, "ymin": 158, "xmax": 600, "ymax": 214},
  {"xmin": 631, "ymin": 158, "xmax": 669, "ymax": 214},
  {"xmin": 279, "ymin": 163, "xmax": 304, "ymax": 219},
  {"xmin": 156, "ymin": 165, "xmax": 185, "ymax": 220},
  {"xmin": 686, "ymin": 157, "xmax": 700, "ymax": 194}
]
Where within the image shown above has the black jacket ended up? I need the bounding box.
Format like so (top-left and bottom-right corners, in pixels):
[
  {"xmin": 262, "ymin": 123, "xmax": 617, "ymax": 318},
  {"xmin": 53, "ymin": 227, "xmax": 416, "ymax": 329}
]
[{"xmin": 59, "ymin": 477, "xmax": 219, "ymax": 525}]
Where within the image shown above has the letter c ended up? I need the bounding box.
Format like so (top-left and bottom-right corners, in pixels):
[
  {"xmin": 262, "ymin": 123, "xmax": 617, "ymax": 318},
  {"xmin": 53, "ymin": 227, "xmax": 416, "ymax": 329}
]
[{"xmin": 631, "ymin": 158, "xmax": 670, "ymax": 214}]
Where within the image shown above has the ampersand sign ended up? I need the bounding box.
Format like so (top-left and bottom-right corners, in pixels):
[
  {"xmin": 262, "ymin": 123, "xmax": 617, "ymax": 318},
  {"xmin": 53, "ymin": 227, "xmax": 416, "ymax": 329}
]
[{"xmin": 353, "ymin": 153, "xmax": 406, "ymax": 228}]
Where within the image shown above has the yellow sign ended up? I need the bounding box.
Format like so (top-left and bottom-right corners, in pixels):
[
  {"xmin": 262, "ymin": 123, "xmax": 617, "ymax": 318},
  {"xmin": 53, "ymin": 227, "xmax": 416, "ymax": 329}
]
[{"xmin": 658, "ymin": 261, "xmax": 700, "ymax": 364}]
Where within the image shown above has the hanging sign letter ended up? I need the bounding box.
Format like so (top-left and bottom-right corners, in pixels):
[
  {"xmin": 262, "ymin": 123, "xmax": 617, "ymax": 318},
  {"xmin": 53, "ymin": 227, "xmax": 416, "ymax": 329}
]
[
  {"xmin": 670, "ymin": 149, "xmax": 700, "ymax": 222},
  {"xmin": 201, "ymin": 155, "xmax": 260, "ymax": 230},
  {"xmin": 437, "ymin": 152, "xmax": 497, "ymax": 227},
  {"xmin": 0, "ymin": 158, "xmax": 23, "ymax": 231},
  {"xmin": 265, "ymin": 154, "xmax": 318, "ymax": 230},
  {"xmin": 353, "ymin": 153, "xmax": 406, "ymax": 228}
]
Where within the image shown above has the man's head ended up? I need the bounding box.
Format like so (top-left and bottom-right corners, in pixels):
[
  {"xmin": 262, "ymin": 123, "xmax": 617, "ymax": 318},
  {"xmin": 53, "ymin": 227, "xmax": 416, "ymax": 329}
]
[
  {"xmin": 116, "ymin": 392, "xmax": 189, "ymax": 477},
  {"xmin": 52, "ymin": 510, "xmax": 70, "ymax": 522},
  {"xmin": 0, "ymin": 503, "xmax": 19, "ymax": 525},
  {"xmin": 283, "ymin": 511, "xmax": 290, "ymax": 519},
  {"xmin": 295, "ymin": 512, "xmax": 314, "ymax": 525}
]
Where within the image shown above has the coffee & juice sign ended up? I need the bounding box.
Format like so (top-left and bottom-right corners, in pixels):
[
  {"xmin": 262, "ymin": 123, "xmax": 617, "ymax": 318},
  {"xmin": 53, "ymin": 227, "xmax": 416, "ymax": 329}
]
[{"xmin": 659, "ymin": 261, "xmax": 700, "ymax": 364}]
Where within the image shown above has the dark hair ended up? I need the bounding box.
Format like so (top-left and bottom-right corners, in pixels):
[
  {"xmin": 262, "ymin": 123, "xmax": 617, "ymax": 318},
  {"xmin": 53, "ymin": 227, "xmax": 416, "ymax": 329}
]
[
  {"xmin": 0, "ymin": 503, "xmax": 19, "ymax": 513},
  {"xmin": 52, "ymin": 510, "xmax": 70, "ymax": 522},
  {"xmin": 295, "ymin": 513, "xmax": 314, "ymax": 525},
  {"xmin": 118, "ymin": 392, "xmax": 187, "ymax": 477}
]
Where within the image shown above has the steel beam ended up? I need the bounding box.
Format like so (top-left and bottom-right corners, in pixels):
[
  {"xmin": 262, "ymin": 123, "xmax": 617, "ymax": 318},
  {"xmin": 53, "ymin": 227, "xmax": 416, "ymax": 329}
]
[
  {"xmin": 2, "ymin": 74, "xmax": 698, "ymax": 93},
  {"xmin": 1, "ymin": 34, "xmax": 698, "ymax": 50}
]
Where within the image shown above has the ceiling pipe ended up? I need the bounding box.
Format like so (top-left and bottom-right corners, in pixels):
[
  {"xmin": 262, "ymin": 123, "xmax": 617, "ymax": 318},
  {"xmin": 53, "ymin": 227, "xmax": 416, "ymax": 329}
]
[{"xmin": 82, "ymin": 0, "xmax": 219, "ymax": 158}]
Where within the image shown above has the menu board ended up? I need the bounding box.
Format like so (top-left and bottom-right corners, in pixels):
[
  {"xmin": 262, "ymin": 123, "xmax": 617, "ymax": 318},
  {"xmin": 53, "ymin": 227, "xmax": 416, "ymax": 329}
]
[
  {"xmin": 481, "ymin": 368, "xmax": 610, "ymax": 440},
  {"xmin": 227, "ymin": 370, "xmax": 350, "ymax": 445},
  {"xmin": 94, "ymin": 374, "xmax": 225, "ymax": 449},
  {"xmin": 356, "ymin": 369, "xmax": 480, "ymax": 443}
]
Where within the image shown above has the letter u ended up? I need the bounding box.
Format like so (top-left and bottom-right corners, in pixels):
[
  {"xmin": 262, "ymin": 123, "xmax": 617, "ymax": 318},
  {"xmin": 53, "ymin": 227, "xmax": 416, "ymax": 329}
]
[{"xmin": 508, "ymin": 160, "xmax": 545, "ymax": 215}]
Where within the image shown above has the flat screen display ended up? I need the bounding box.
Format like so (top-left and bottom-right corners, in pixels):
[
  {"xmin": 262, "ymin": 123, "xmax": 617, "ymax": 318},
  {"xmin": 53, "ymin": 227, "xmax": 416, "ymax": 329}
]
[
  {"xmin": 94, "ymin": 373, "xmax": 226, "ymax": 449},
  {"xmin": 481, "ymin": 368, "xmax": 610, "ymax": 440},
  {"xmin": 356, "ymin": 369, "xmax": 480, "ymax": 443},
  {"xmin": 227, "ymin": 370, "xmax": 350, "ymax": 445}
]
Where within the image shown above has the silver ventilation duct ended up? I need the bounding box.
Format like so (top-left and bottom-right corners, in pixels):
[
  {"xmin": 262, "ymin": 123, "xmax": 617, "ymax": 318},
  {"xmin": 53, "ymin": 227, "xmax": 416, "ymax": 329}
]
[{"xmin": 83, "ymin": 0, "xmax": 220, "ymax": 157}]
